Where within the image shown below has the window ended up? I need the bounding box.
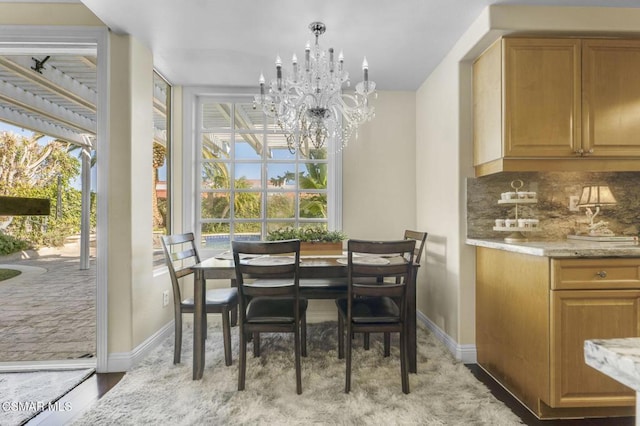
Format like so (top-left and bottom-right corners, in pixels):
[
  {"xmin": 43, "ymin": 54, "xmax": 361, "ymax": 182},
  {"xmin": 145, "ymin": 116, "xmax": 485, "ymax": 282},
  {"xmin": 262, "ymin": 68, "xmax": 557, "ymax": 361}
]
[
  {"xmin": 194, "ymin": 95, "xmax": 341, "ymax": 253},
  {"xmin": 152, "ymin": 71, "xmax": 171, "ymax": 267}
]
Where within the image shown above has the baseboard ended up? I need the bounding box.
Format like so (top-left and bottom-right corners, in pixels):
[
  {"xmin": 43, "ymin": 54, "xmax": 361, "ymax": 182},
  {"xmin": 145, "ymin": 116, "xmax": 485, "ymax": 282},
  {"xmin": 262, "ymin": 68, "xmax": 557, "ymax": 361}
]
[
  {"xmin": 104, "ymin": 313, "xmax": 478, "ymax": 372},
  {"xmin": 106, "ymin": 320, "xmax": 174, "ymax": 372},
  {"xmin": 416, "ymin": 311, "xmax": 477, "ymax": 364},
  {"xmin": 0, "ymin": 358, "xmax": 96, "ymax": 373}
]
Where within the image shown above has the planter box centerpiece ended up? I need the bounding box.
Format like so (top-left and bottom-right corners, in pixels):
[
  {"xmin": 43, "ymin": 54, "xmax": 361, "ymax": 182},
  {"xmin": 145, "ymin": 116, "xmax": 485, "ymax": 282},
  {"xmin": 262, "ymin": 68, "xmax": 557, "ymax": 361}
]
[{"xmin": 267, "ymin": 227, "xmax": 346, "ymax": 256}]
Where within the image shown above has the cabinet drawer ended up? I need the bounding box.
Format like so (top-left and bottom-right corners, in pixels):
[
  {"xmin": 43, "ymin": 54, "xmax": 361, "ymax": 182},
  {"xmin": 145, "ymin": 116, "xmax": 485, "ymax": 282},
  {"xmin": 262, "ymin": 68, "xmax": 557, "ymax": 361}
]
[{"xmin": 552, "ymin": 258, "xmax": 640, "ymax": 290}]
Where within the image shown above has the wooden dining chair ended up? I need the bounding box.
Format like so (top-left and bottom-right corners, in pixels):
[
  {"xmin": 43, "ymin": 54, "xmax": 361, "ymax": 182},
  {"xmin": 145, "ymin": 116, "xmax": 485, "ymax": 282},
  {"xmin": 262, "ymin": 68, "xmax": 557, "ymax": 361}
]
[
  {"xmin": 232, "ymin": 239, "xmax": 308, "ymax": 394},
  {"xmin": 363, "ymin": 229, "xmax": 428, "ymax": 351},
  {"xmin": 404, "ymin": 230, "xmax": 428, "ymax": 267},
  {"xmin": 336, "ymin": 239, "xmax": 416, "ymax": 394},
  {"xmin": 161, "ymin": 233, "xmax": 238, "ymax": 366}
]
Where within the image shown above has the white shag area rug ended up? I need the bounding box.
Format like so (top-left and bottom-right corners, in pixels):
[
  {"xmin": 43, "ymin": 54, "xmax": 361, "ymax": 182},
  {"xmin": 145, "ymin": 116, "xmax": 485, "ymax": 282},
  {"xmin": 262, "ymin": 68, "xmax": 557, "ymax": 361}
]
[
  {"xmin": 75, "ymin": 322, "xmax": 523, "ymax": 425},
  {"xmin": 0, "ymin": 368, "xmax": 94, "ymax": 425}
]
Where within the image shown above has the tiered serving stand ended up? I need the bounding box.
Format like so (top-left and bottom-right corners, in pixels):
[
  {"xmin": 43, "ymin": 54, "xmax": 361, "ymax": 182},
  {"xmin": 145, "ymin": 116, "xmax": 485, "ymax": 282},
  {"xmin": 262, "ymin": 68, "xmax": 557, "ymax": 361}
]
[{"xmin": 493, "ymin": 179, "xmax": 540, "ymax": 243}]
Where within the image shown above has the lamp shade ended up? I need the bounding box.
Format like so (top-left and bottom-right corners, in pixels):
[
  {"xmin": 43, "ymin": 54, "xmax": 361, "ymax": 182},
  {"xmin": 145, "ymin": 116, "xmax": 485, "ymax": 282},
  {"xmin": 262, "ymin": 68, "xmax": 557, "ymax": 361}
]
[{"xmin": 577, "ymin": 185, "xmax": 617, "ymax": 207}]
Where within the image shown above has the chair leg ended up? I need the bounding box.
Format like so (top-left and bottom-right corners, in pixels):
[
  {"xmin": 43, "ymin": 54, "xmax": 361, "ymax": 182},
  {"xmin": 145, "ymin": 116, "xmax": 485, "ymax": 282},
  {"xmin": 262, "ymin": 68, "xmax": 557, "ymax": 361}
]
[
  {"xmin": 364, "ymin": 332, "xmax": 370, "ymax": 350},
  {"xmin": 230, "ymin": 279, "xmax": 238, "ymax": 327},
  {"xmin": 337, "ymin": 312, "xmax": 344, "ymax": 359},
  {"xmin": 222, "ymin": 308, "xmax": 232, "ymax": 366},
  {"xmin": 253, "ymin": 332, "xmax": 261, "ymax": 357},
  {"xmin": 400, "ymin": 329, "xmax": 409, "ymax": 394},
  {"xmin": 345, "ymin": 323, "xmax": 352, "ymax": 393},
  {"xmin": 174, "ymin": 313, "xmax": 182, "ymax": 364},
  {"xmin": 294, "ymin": 327, "xmax": 302, "ymax": 394},
  {"xmin": 384, "ymin": 332, "xmax": 391, "ymax": 357},
  {"xmin": 203, "ymin": 314, "xmax": 208, "ymax": 341},
  {"xmin": 301, "ymin": 312, "xmax": 308, "ymax": 358},
  {"xmin": 238, "ymin": 328, "xmax": 247, "ymax": 391}
]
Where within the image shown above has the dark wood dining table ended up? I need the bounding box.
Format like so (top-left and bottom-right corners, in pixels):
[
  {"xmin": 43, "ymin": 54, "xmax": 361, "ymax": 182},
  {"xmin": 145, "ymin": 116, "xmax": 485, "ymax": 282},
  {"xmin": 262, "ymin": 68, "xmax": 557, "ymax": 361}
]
[{"xmin": 190, "ymin": 255, "xmax": 419, "ymax": 380}]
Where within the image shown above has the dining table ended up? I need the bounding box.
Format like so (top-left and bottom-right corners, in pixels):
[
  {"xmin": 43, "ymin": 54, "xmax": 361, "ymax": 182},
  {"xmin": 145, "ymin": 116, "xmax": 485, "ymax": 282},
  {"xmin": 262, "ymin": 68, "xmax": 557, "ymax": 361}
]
[{"xmin": 190, "ymin": 253, "xmax": 420, "ymax": 380}]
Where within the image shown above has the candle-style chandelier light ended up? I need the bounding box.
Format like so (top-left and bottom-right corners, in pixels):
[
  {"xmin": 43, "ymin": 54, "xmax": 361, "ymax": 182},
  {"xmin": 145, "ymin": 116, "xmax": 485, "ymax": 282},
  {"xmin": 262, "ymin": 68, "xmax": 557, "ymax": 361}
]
[{"xmin": 254, "ymin": 21, "xmax": 376, "ymax": 154}]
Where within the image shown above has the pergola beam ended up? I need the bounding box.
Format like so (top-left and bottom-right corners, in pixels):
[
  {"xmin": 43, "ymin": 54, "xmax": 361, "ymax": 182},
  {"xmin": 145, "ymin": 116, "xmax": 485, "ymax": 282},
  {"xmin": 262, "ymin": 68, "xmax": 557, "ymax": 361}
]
[
  {"xmin": 0, "ymin": 79, "xmax": 96, "ymax": 133},
  {"xmin": 0, "ymin": 56, "xmax": 97, "ymax": 112},
  {"xmin": 0, "ymin": 105, "xmax": 87, "ymax": 145}
]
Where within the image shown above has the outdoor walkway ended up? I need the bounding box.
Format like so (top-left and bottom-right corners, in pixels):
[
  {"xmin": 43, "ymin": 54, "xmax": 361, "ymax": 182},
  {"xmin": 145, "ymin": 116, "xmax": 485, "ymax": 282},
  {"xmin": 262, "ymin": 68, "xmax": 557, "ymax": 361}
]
[{"xmin": 0, "ymin": 242, "xmax": 95, "ymax": 362}]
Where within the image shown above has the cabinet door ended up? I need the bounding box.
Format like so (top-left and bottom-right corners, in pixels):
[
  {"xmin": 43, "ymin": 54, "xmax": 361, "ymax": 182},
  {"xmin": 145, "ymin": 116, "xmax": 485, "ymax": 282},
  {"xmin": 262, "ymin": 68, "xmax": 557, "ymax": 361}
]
[
  {"xmin": 504, "ymin": 38, "xmax": 581, "ymax": 158},
  {"xmin": 550, "ymin": 290, "xmax": 640, "ymax": 408},
  {"xmin": 583, "ymin": 39, "xmax": 640, "ymax": 156}
]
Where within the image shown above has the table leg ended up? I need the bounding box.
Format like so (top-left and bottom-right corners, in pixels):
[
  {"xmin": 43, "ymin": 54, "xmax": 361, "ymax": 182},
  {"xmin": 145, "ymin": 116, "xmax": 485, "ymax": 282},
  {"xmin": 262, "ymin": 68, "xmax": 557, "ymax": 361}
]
[{"xmin": 193, "ymin": 269, "xmax": 205, "ymax": 380}]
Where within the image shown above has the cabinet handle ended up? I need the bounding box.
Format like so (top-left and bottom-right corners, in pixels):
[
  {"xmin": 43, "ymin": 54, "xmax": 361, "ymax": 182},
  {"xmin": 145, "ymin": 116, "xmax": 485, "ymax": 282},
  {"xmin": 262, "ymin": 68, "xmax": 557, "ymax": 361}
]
[
  {"xmin": 584, "ymin": 148, "xmax": 594, "ymax": 156},
  {"xmin": 574, "ymin": 148, "xmax": 584, "ymax": 156},
  {"xmin": 596, "ymin": 271, "xmax": 607, "ymax": 278}
]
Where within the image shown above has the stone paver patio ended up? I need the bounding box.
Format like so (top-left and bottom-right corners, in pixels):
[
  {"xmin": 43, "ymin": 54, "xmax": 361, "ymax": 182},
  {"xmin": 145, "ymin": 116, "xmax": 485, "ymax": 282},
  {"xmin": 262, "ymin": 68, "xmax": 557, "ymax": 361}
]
[{"xmin": 0, "ymin": 242, "xmax": 96, "ymax": 362}]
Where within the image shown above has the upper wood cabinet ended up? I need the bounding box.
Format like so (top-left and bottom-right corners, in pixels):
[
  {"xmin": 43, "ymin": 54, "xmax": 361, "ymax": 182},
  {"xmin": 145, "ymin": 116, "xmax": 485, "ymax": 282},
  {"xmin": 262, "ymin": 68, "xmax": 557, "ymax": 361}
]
[
  {"xmin": 583, "ymin": 39, "xmax": 640, "ymax": 156},
  {"xmin": 473, "ymin": 37, "xmax": 640, "ymax": 177}
]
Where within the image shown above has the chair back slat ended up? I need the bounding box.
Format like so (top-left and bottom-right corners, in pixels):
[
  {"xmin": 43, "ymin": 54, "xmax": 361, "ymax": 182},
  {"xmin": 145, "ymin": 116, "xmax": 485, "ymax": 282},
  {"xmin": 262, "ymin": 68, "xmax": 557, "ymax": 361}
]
[
  {"xmin": 403, "ymin": 230, "xmax": 427, "ymax": 266},
  {"xmin": 161, "ymin": 232, "xmax": 201, "ymax": 302},
  {"xmin": 347, "ymin": 239, "xmax": 415, "ymax": 299},
  {"xmin": 232, "ymin": 239, "xmax": 301, "ymax": 299}
]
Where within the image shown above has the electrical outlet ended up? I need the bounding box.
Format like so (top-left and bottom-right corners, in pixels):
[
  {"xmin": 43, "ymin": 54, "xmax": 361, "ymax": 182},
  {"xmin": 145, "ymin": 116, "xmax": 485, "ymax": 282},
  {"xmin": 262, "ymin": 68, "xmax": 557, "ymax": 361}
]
[
  {"xmin": 569, "ymin": 195, "xmax": 580, "ymax": 212},
  {"xmin": 162, "ymin": 290, "xmax": 170, "ymax": 307}
]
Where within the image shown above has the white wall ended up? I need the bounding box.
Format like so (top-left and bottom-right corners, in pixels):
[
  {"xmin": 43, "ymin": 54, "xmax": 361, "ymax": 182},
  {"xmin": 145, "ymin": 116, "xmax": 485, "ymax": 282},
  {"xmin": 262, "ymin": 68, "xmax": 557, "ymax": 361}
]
[{"xmin": 342, "ymin": 91, "xmax": 416, "ymax": 241}]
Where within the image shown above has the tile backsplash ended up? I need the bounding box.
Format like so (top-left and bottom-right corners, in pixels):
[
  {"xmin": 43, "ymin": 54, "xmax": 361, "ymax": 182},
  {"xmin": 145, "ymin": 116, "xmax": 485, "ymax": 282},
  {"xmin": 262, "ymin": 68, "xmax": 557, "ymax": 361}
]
[{"xmin": 466, "ymin": 172, "xmax": 640, "ymax": 240}]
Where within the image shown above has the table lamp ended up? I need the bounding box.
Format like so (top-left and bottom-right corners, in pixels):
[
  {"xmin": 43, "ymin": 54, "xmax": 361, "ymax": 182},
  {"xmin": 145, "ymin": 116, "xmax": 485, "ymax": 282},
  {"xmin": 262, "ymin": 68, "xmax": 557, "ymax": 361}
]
[{"xmin": 567, "ymin": 184, "xmax": 631, "ymax": 241}]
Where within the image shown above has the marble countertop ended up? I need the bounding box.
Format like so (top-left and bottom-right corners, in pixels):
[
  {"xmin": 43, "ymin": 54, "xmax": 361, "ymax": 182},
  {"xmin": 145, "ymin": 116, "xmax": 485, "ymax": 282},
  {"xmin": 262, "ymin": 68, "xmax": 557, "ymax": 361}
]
[
  {"xmin": 585, "ymin": 338, "xmax": 640, "ymax": 392},
  {"xmin": 465, "ymin": 238, "xmax": 640, "ymax": 257}
]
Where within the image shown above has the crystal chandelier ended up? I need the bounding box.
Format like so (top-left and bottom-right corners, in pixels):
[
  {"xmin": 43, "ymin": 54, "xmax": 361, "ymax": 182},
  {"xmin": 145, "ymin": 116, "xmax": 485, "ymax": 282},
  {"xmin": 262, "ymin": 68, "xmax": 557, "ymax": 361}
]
[{"xmin": 254, "ymin": 21, "xmax": 376, "ymax": 153}]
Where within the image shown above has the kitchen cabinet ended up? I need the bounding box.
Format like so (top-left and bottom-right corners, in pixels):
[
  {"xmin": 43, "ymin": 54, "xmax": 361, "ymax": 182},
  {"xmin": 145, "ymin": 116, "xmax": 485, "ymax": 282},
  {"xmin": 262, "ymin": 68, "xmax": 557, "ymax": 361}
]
[
  {"xmin": 583, "ymin": 39, "xmax": 640, "ymax": 156},
  {"xmin": 473, "ymin": 37, "xmax": 640, "ymax": 177},
  {"xmin": 476, "ymin": 247, "xmax": 638, "ymax": 419}
]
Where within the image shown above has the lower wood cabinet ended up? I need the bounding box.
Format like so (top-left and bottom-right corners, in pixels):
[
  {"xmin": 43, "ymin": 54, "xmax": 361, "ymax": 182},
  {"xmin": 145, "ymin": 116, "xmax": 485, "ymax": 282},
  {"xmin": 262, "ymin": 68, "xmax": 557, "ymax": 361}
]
[{"xmin": 476, "ymin": 247, "xmax": 637, "ymax": 419}]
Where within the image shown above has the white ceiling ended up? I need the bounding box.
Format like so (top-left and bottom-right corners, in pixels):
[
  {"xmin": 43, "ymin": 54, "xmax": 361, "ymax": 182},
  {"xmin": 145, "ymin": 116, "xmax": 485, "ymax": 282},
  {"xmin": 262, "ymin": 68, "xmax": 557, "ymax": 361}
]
[{"xmin": 79, "ymin": 0, "xmax": 640, "ymax": 90}]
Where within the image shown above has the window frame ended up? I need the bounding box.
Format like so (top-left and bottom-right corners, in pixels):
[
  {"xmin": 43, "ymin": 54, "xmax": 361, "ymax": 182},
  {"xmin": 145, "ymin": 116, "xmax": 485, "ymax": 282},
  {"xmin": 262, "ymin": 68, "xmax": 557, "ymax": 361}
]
[
  {"xmin": 183, "ymin": 88, "xmax": 342, "ymax": 257},
  {"xmin": 152, "ymin": 70, "xmax": 172, "ymax": 269}
]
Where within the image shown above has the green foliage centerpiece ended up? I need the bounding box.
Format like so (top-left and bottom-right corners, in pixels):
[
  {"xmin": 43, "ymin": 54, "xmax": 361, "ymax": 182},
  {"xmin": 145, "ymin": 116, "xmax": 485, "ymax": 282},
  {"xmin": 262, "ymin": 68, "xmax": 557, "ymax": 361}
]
[{"xmin": 267, "ymin": 226, "xmax": 346, "ymax": 255}]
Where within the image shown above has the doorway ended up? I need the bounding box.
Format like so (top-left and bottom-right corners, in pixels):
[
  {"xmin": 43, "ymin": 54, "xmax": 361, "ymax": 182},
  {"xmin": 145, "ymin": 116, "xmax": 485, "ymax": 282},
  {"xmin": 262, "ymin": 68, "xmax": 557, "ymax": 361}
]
[{"xmin": 0, "ymin": 26, "xmax": 108, "ymax": 372}]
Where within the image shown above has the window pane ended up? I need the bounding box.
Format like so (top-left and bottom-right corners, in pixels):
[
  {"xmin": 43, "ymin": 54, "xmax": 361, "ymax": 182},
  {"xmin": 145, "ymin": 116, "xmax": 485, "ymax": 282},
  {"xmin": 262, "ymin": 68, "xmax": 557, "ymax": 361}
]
[
  {"xmin": 201, "ymin": 223, "xmax": 230, "ymax": 250},
  {"xmin": 153, "ymin": 72, "xmax": 170, "ymax": 268},
  {"xmin": 202, "ymin": 102, "xmax": 231, "ymax": 129},
  {"xmin": 202, "ymin": 162, "xmax": 230, "ymax": 189},
  {"xmin": 299, "ymin": 146, "xmax": 327, "ymax": 161},
  {"xmin": 235, "ymin": 222, "xmax": 261, "ymax": 235},
  {"xmin": 235, "ymin": 133, "xmax": 263, "ymax": 160},
  {"xmin": 267, "ymin": 163, "xmax": 295, "ymax": 188},
  {"xmin": 235, "ymin": 103, "xmax": 264, "ymax": 130},
  {"xmin": 267, "ymin": 192, "xmax": 295, "ymax": 219},
  {"xmin": 299, "ymin": 192, "xmax": 327, "ymax": 218},
  {"xmin": 201, "ymin": 192, "xmax": 230, "ymax": 219},
  {"xmin": 267, "ymin": 133, "xmax": 295, "ymax": 160},
  {"xmin": 234, "ymin": 164, "xmax": 261, "ymax": 188},
  {"xmin": 235, "ymin": 192, "xmax": 262, "ymax": 219},
  {"xmin": 267, "ymin": 222, "xmax": 296, "ymax": 233},
  {"xmin": 299, "ymin": 162, "xmax": 327, "ymax": 189},
  {"xmin": 202, "ymin": 132, "xmax": 231, "ymax": 159}
]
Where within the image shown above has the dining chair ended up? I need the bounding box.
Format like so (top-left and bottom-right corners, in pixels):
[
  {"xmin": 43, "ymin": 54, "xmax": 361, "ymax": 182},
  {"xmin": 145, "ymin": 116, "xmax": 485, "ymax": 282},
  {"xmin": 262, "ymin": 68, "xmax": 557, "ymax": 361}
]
[
  {"xmin": 232, "ymin": 239, "xmax": 308, "ymax": 394},
  {"xmin": 363, "ymin": 229, "xmax": 428, "ymax": 351},
  {"xmin": 161, "ymin": 233, "xmax": 238, "ymax": 366},
  {"xmin": 336, "ymin": 238, "xmax": 416, "ymax": 394}
]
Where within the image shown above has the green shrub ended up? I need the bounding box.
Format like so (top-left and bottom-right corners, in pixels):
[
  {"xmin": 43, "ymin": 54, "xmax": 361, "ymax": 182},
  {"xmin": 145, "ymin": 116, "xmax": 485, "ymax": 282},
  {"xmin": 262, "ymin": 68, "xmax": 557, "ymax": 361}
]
[
  {"xmin": 0, "ymin": 232, "xmax": 30, "ymax": 256},
  {"xmin": 267, "ymin": 226, "xmax": 346, "ymax": 243}
]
